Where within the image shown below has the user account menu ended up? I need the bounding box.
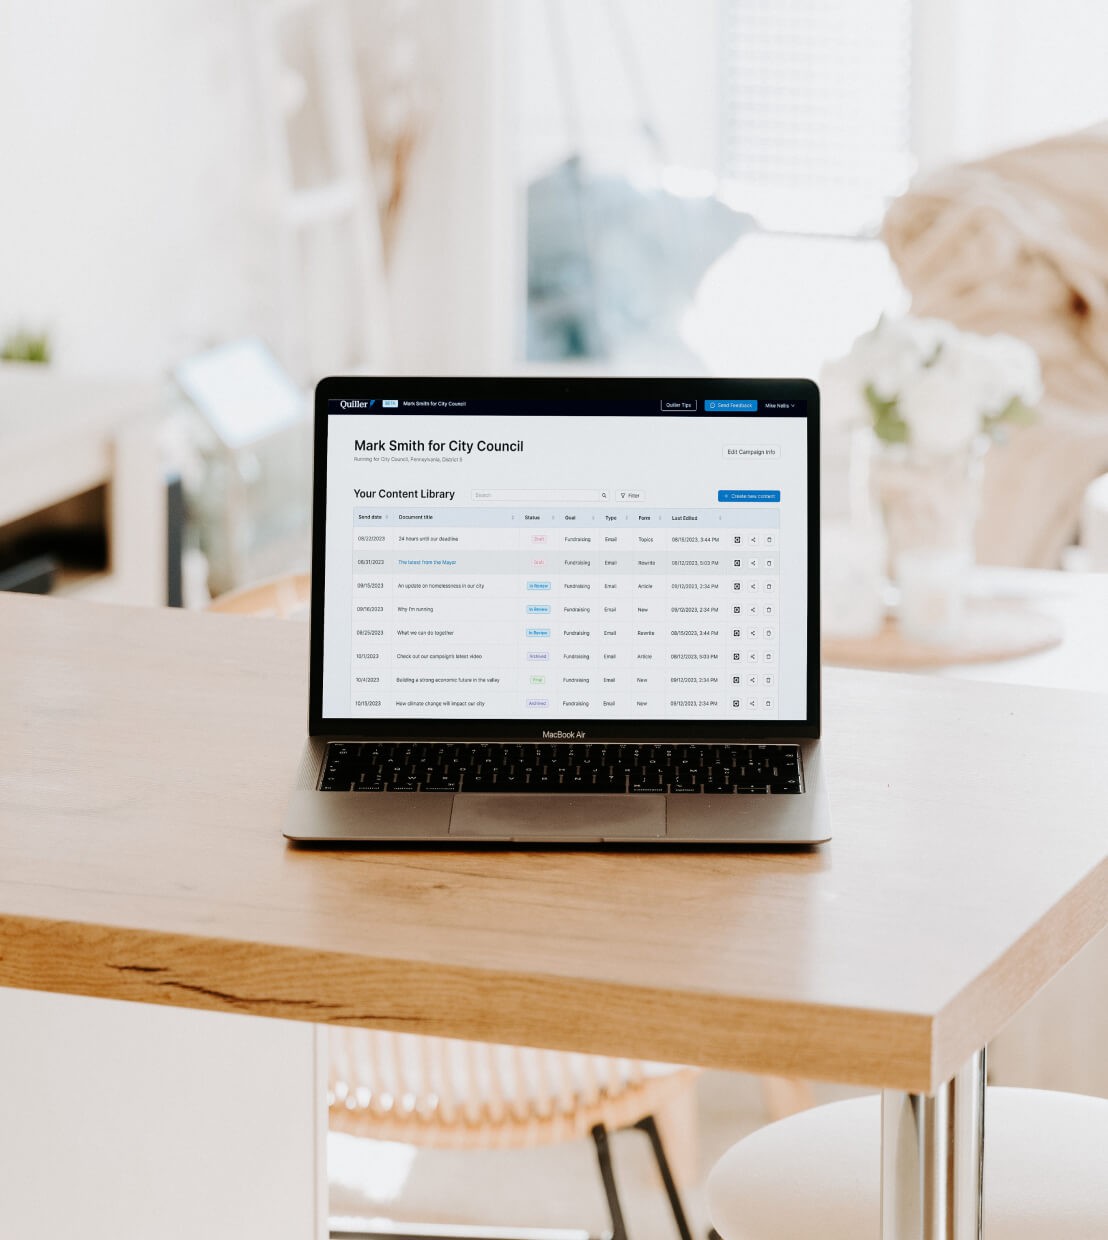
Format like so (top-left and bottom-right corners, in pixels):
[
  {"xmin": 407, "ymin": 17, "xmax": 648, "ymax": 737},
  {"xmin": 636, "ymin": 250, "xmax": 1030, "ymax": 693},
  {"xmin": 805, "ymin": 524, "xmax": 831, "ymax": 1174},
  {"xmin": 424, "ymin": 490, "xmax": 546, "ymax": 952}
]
[{"xmin": 321, "ymin": 398, "xmax": 809, "ymax": 722}]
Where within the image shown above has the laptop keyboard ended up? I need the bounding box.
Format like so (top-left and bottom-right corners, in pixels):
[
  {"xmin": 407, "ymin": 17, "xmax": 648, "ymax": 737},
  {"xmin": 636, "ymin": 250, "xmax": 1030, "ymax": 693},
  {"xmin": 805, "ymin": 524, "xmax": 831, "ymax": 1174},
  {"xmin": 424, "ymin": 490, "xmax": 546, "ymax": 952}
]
[{"xmin": 320, "ymin": 742, "xmax": 801, "ymax": 794}]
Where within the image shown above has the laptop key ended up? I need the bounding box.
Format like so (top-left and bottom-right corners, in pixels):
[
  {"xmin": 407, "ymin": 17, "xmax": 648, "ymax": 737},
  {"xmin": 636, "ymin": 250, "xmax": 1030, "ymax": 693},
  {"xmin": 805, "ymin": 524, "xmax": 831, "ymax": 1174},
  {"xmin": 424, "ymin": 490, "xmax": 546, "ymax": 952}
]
[
  {"xmin": 592, "ymin": 775, "xmax": 627, "ymax": 793},
  {"xmin": 630, "ymin": 769, "xmax": 666, "ymax": 792},
  {"xmin": 463, "ymin": 775, "xmax": 496, "ymax": 791},
  {"xmin": 528, "ymin": 774, "xmax": 567, "ymax": 791}
]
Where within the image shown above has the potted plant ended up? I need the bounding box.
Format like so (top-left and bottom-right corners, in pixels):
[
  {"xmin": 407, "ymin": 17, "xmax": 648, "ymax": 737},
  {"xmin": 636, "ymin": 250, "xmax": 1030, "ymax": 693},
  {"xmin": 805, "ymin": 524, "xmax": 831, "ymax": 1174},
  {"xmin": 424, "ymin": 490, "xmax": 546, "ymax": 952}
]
[{"xmin": 822, "ymin": 316, "xmax": 1041, "ymax": 641}]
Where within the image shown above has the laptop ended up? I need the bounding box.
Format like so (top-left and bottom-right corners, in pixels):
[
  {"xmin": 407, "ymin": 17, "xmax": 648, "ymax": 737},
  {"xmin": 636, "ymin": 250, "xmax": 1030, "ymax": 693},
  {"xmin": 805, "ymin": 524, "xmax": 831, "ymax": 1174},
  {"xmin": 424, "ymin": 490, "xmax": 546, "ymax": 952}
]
[{"xmin": 284, "ymin": 376, "xmax": 830, "ymax": 845}]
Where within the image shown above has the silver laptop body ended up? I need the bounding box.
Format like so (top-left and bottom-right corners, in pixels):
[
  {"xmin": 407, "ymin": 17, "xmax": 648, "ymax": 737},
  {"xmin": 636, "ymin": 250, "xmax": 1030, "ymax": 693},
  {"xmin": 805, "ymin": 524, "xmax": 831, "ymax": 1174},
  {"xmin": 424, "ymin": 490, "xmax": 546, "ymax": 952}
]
[{"xmin": 285, "ymin": 377, "xmax": 829, "ymax": 846}]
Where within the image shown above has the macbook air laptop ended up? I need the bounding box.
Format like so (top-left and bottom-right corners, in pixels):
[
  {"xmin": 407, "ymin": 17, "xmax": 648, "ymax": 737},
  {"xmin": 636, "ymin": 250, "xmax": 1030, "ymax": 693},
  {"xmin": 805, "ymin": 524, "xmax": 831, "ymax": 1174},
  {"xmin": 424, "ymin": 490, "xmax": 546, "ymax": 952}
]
[{"xmin": 284, "ymin": 376, "xmax": 829, "ymax": 845}]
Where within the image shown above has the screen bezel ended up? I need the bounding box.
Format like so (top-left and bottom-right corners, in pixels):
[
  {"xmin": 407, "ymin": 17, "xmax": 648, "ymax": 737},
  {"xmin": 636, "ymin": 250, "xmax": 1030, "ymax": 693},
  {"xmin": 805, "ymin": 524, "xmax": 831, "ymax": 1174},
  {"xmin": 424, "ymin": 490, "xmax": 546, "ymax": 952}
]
[{"xmin": 309, "ymin": 376, "xmax": 821, "ymax": 740}]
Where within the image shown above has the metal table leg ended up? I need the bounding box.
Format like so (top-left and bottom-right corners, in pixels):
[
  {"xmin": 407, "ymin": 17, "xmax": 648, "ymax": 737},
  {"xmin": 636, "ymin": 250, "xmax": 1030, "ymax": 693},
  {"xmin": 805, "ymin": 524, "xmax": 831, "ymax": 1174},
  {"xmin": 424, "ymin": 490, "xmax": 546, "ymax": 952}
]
[{"xmin": 881, "ymin": 1048, "xmax": 986, "ymax": 1239}]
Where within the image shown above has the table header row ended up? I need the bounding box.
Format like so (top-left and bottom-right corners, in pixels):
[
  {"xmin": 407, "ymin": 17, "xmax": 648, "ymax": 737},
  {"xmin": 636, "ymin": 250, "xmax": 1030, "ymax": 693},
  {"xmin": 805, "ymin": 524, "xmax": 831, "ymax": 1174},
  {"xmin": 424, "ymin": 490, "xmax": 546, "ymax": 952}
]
[{"xmin": 352, "ymin": 507, "xmax": 781, "ymax": 528}]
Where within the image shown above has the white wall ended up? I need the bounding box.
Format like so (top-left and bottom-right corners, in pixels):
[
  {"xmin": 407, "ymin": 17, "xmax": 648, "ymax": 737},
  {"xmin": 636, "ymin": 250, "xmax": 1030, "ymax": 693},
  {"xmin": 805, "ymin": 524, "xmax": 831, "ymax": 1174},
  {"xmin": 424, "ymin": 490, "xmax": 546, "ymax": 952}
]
[
  {"xmin": 913, "ymin": 0, "xmax": 1108, "ymax": 170},
  {"xmin": 0, "ymin": 1, "xmax": 276, "ymax": 377},
  {"xmin": 0, "ymin": 1, "xmax": 515, "ymax": 381},
  {"xmin": 0, "ymin": 988, "xmax": 323, "ymax": 1240}
]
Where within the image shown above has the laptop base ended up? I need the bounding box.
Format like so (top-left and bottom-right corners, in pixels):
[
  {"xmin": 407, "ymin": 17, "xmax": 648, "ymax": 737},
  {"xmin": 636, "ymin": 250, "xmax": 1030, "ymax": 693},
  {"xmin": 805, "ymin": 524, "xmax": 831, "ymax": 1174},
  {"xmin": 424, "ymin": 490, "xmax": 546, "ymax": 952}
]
[{"xmin": 283, "ymin": 738, "xmax": 830, "ymax": 846}]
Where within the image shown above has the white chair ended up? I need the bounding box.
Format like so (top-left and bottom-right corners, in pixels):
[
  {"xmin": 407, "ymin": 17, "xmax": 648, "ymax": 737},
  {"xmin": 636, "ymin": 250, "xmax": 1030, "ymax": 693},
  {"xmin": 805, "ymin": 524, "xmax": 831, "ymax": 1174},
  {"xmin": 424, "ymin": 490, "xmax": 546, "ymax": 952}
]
[
  {"xmin": 707, "ymin": 1087, "xmax": 1108, "ymax": 1239},
  {"xmin": 330, "ymin": 1027, "xmax": 699, "ymax": 1240}
]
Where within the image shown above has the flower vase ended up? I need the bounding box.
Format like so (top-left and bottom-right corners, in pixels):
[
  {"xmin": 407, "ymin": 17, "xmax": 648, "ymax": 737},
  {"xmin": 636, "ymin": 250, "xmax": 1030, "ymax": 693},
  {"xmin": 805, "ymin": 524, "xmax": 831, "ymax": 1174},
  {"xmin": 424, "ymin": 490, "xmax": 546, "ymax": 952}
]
[{"xmin": 868, "ymin": 436, "xmax": 988, "ymax": 644}]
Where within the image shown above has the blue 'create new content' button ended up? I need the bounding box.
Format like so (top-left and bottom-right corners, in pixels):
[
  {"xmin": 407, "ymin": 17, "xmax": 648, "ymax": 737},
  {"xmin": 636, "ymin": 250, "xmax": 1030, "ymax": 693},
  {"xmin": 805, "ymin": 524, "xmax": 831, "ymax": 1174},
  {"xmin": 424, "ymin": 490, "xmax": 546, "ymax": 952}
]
[
  {"xmin": 705, "ymin": 399, "xmax": 758, "ymax": 412},
  {"xmin": 718, "ymin": 489, "xmax": 780, "ymax": 503}
]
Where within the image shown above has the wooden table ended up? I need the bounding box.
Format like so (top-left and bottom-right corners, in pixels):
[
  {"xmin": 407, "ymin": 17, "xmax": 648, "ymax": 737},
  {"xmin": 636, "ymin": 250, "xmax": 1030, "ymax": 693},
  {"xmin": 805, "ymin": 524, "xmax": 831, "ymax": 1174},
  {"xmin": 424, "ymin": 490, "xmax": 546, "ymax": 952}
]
[{"xmin": 2, "ymin": 594, "xmax": 1107, "ymax": 1237}]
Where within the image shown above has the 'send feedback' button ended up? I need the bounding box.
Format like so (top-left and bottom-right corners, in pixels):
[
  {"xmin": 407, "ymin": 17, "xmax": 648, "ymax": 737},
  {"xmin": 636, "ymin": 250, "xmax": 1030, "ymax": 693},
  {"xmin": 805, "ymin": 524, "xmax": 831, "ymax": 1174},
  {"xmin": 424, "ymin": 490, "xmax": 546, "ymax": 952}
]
[
  {"xmin": 706, "ymin": 399, "xmax": 758, "ymax": 412},
  {"xmin": 718, "ymin": 489, "xmax": 780, "ymax": 503}
]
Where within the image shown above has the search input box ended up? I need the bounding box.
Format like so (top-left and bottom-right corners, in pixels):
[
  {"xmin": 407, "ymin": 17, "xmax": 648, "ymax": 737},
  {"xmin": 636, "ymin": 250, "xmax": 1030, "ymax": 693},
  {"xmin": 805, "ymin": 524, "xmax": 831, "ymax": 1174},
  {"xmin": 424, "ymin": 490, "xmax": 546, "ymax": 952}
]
[{"xmin": 472, "ymin": 489, "xmax": 608, "ymax": 503}]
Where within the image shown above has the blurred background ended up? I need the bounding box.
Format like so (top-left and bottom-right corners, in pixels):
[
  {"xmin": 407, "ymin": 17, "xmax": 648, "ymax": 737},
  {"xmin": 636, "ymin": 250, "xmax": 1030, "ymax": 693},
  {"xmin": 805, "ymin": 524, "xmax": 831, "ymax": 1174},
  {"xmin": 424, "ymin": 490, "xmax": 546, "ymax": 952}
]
[
  {"xmin": 3, "ymin": 0, "xmax": 1108, "ymax": 608},
  {"xmin": 3, "ymin": 2, "xmax": 1108, "ymax": 1234}
]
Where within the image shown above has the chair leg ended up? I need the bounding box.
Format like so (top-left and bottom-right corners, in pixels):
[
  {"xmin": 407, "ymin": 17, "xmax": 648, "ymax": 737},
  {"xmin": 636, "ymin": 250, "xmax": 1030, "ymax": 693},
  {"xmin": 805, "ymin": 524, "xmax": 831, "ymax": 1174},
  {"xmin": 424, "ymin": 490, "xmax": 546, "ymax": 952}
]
[
  {"xmin": 760, "ymin": 1075, "xmax": 814, "ymax": 1121},
  {"xmin": 632, "ymin": 1116, "xmax": 694, "ymax": 1240},
  {"xmin": 653, "ymin": 1081, "xmax": 699, "ymax": 1189},
  {"xmin": 590, "ymin": 1124, "xmax": 629, "ymax": 1240}
]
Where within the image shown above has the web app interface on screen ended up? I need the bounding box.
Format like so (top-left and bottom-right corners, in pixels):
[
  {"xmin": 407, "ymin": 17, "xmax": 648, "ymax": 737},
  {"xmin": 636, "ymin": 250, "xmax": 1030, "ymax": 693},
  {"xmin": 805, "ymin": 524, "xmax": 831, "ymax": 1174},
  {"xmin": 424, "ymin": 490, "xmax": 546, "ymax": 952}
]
[{"xmin": 322, "ymin": 397, "xmax": 808, "ymax": 722}]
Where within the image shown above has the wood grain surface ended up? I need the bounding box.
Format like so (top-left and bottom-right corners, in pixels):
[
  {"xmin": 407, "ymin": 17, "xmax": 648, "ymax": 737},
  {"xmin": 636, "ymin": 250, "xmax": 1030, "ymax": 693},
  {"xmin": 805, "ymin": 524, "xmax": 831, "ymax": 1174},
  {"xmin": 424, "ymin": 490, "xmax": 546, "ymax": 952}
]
[{"xmin": 1, "ymin": 594, "xmax": 1106, "ymax": 1094}]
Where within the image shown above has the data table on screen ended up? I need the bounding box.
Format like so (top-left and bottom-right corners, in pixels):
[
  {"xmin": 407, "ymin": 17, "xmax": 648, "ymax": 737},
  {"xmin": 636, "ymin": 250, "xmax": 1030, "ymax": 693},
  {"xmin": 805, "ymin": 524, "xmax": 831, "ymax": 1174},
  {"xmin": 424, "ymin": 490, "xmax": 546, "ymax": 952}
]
[{"xmin": 350, "ymin": 506, "xmax": 782, "ymax": 719}]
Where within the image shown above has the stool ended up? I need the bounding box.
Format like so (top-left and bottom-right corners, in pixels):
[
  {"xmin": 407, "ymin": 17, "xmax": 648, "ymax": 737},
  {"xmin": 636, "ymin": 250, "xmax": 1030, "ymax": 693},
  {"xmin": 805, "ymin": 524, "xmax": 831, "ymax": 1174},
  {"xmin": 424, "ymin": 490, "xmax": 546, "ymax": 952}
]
[{"xmin": 707, "ymin": 1087, "xmax": 1108, "ymax": 1239}]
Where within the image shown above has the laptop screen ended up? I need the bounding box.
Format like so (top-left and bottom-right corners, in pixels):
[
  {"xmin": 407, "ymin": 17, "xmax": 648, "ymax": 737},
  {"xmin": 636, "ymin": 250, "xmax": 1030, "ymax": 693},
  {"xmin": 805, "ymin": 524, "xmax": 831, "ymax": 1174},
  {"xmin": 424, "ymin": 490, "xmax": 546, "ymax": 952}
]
[{"xmin": 311, "ymin": 379, "xmax": 818, "ymax": 739}]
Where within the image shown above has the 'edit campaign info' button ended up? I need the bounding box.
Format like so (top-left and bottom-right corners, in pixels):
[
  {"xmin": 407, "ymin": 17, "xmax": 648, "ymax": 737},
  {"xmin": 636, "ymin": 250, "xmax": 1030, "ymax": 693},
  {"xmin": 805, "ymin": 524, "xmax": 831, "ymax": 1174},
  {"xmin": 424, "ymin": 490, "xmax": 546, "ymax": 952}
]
[{"xmin": 718, "ymin": 489, "xmax": 780, "ymax": 503}]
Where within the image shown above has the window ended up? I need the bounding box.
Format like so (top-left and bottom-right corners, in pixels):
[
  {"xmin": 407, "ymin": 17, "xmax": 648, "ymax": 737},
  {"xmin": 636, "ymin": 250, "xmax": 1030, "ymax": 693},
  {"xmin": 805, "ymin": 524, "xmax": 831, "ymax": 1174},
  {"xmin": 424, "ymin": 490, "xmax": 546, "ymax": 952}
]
[{"xmin": 719, "ymin": 0, "xmax": 915, "ymax": 236}]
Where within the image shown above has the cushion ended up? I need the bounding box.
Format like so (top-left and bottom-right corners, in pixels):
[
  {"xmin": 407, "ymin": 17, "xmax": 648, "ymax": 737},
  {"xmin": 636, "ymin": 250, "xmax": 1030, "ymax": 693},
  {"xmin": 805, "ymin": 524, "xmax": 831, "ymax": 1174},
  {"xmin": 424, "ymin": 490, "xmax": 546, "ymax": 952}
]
[{"xmin": 707, "ymin": 1087, "xmax": 1108, "ymax": 1239}]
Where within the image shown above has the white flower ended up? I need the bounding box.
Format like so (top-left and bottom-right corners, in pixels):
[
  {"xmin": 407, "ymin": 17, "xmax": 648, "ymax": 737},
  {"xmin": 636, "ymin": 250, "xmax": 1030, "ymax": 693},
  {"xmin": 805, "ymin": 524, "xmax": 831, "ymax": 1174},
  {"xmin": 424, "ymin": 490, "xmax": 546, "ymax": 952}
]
[
  {"xmin": 982, "ymin": 332, "xmax": 1043, "ymax": 407},
  {"xmin": 899, "ymin": 367, "xmax": 981, "ymax": 454},
  {"xmin": 819, "ymin": 355, "xmax": 872, "ymax": 431},
  {"xmin": 827, "ymin": 316, "xmax": 1043, "ymax": 451},
  {"xmin": 847, "ymin": 321, "xmax": 923, "ymax": 401},
  {"xmin": 831, "ymin": 317, "xmax": 951, "ymax": 402}
]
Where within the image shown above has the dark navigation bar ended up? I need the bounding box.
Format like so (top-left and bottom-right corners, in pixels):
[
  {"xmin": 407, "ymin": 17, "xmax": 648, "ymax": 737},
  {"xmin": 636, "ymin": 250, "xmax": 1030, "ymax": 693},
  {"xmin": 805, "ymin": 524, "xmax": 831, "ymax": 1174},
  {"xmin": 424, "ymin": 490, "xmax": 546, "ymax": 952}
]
[{"xmin": 328, "ymin": 397, "xmax": 808, "ymax": 418}]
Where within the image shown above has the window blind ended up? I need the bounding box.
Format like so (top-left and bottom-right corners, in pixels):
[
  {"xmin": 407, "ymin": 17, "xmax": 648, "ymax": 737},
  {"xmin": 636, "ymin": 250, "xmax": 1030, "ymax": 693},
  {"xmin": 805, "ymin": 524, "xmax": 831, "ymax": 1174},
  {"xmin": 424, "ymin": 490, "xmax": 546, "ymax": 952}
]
[{"xmin": 720, "ymin": 0, "xmax": 914, "ymax": 235}]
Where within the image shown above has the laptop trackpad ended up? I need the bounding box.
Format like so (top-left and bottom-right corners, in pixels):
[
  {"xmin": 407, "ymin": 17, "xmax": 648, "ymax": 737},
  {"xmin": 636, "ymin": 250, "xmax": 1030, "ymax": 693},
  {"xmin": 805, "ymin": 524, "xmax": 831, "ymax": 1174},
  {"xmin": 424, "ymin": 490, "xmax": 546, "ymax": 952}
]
[{"xmin": 449, "ymin": 794, "xmax": 666, "ymax": 840}]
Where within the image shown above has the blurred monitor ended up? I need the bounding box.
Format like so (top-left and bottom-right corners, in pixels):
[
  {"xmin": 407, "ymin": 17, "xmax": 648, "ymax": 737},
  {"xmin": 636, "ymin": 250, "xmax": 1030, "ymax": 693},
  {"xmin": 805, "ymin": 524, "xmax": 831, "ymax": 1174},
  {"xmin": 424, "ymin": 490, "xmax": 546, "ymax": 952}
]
[
  {"xmin": 173, "ymin": 338, "xmax": 311, "ymax": 596},
  {"xmin": 174, "ymin": 337, "xmax": 305, "ymax": 451}
]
